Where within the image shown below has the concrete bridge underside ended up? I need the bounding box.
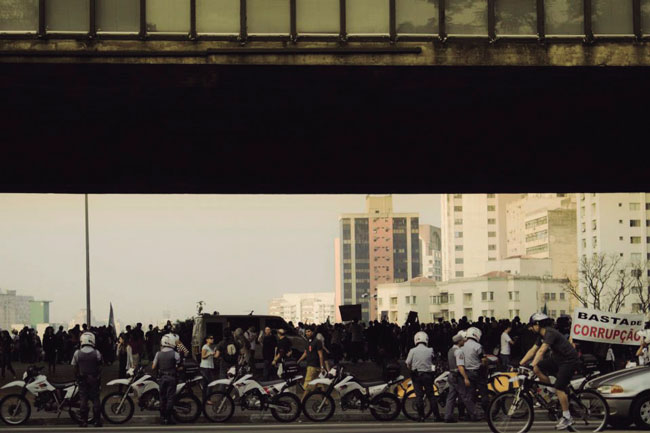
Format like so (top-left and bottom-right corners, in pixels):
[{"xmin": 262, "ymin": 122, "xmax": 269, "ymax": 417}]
[{"xmin": 1, "ymin": 39, "xmax": 650, "ymax": 66}]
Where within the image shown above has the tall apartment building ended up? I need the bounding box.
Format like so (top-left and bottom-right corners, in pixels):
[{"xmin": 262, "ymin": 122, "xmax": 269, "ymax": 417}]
[
  {"xmin": 338, "ymin": 195, "xmax": 419, "ymax": 322},
  {"xmin": 419, "ymin": 224, "xmax": 442, "ymax": 281},
  {"xmin": 506, "ymin": 194, "xmax": 573, "ymax": 257},
  {"xmin": 577, "ymin": 193, "xmax": 650, "ymax": 313},
  {"xmin": 268, "ymin": 292, "xmax": 335, "ymax": 325},
  {"xmin": 441, "ymin": 194, "xmax": 520, "ymax": 281}
]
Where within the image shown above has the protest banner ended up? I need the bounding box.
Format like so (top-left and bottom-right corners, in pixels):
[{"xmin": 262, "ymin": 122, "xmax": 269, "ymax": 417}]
[{"xmin": 571, "ymin": 307, "xmax": 644, "ymax": 346}]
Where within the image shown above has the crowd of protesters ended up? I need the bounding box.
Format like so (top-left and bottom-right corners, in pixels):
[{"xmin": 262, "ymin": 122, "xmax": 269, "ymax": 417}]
[{"xmin": 2, "ymin": 314, "xmax": 648, "ymax": 384}]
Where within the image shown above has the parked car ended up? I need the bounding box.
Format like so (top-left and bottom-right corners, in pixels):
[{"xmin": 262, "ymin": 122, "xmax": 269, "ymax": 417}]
[{"xmin": 584, "ymin": 365, "xmax": 650, "ymax": 429}]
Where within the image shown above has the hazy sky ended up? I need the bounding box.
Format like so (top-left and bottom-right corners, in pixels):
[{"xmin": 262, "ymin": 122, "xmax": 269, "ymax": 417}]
[{"xmin": 0, "ymin": 194, "xmax": 440, "ymax": 326}]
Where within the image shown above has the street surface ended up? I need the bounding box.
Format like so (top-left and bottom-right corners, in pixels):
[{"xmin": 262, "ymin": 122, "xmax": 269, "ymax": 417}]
[{"xmin": 0, "ymin": 420, "xmax": 640, "ymax": 433}]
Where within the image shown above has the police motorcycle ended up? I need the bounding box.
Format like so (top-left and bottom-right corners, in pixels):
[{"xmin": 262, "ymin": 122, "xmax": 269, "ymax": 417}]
[
  {"xmin": 0, "ymin": 365, "xmax": 95, "ymax": 425},
  {"xmin": 203, "ymin": 360, "xmax": 303, "ymax": 423},
  {"xmin": 101, "ymin": 343, "xmax": 203, "ymax": 423},
  {"xmin": 302, "ymin": 363, "xmax": 404, "ymax": 422}
]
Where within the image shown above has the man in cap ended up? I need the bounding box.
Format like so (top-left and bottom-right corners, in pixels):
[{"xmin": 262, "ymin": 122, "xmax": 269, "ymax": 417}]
[{"xmin": 71, "ymin": 332, "xmax": 103, "ymax": 427}]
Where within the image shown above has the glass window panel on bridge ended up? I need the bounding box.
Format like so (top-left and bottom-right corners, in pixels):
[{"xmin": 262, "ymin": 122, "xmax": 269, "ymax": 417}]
[
  {"xmin": 446, "ymin": 0, "xmax": 488, "ymax": 35},
  {"xmin": 495, "ymin": 0, "xmax": 536, "ymax": 35},
  {"xmin": 0, "ymin": 0, "xmax": 38, "ymax": 31},
  {"xmin": 197, "ymin": 0, "xmax": 239, "ymax": 34},
  {"xmin": 347, "ymin": 0, "xmax": 390, "ymax": 35},
  {"xmin": 297, "ymin": 0, "xmax": 339, "ymax": 34},
  {"xmin": 592, "ymin": 0, "xmax": 633, "ymax": 34},
  {"xmin": 146, "ymin": 0, "xmax": 190, "ymax": 33},
  {"xmin": 644, "ymin": 0, "xmax": 650, "ymax": 35},
  {"xmin": 97, "ymin": 0, "xmax": 140, "ymax": 33},
  {"xmin": 46, "ymin": 0, "xmax": 90, "ymax": 32},
  {"xmin": 247, "ymin": 0, "xmax": 290, "ymax": 34},
  {"xmin": 544, "ymin": 0, "xmax": 583, "ymax": 35},
  {"xmin": 396, "ymin": 0, "xmax": 439, "ymax": 35}
]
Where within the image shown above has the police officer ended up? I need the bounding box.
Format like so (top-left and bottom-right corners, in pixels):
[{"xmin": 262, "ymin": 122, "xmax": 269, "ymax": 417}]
[
  {"xmin": 461, "ymin": 326, "xmax": 489, "ymax": 420},
  {"xmin": 152, "ymin": 333, "xmax": 181, "ymax": 425},
  {"xmin": 444, "ymin": 331, "xmax": 478, "ymax": 422},
  {"xmin": 405, "ymin": 331, "xmax": 442, "ymax": 422},
  {"xmin": 71, "ymin": 332, "xmax": 102, "ymax": 428}
]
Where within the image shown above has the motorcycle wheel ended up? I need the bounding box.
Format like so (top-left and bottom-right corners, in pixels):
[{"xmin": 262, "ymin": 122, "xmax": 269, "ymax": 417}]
[
  {"xmin": 172, "ymin": 393, "xmax": 201, "ymax": 423},
  {"xmin": 302, "ymin": 391, "xmax": 335, "ymax": 422},
  {"xmin": 370, "ymin": 392, "xmax": 401, "ymax": 421},
  {"xmin": 203, "ymin": 391, "xmax": 235, "ymax": 423},
  {"xmin": 101, "ymin": 392, "xmax": 135, "ymax": 424},
  {"xmin": 0, "ymin": 394, "xmax": 31, "ymax": 426},
  {"xmin": 68, "ymin": 393, "xmax": 97, "ymax": 425},
  {"xmin": 401, "ymin": 390, "xmax": 432, "ymax": 421},
  {"xmin": 271, "ymin": 393, "xmax": 301, "ymax": 422}
]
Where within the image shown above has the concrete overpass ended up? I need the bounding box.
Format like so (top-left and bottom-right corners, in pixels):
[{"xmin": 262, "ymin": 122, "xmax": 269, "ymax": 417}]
[{"xmin": 1, "ymin": 0, "xmax": 650, "ymax": 66}]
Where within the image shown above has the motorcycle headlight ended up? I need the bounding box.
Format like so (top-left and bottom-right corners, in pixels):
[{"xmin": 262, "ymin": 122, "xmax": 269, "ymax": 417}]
[{"xmin": 597, "ymin": 385, "xmax": 624, "ymax": 394}]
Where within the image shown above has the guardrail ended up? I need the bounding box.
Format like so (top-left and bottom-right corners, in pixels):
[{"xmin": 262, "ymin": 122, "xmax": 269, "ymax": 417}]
[{"xmin": 0, "ymin": 0, "xmax": 648, "ymax": 43}]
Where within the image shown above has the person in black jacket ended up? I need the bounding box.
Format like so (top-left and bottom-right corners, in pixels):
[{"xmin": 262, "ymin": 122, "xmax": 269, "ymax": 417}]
[{"xmin": 259, "ymin": 327, "xmax": 277, "ymax": 381}]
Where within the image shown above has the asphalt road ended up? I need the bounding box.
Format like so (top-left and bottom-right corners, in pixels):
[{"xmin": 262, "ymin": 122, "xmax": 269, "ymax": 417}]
[{"xmin": 0, "ymin": 421, "xmax": 640, "ymax": 433}]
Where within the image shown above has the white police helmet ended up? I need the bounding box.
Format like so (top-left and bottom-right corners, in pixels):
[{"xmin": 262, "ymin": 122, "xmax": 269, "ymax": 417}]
[
  {"xmin": 80, "ymin": 332, "xmax": 95, "ymax": 347},
  {"xmin": 466, "ymin": 327, "xmax": 482, "ymax": 342},
  {"xmin": 414, "ymin": 331, "xmax": 429, "ymax": 346},
  {"xmin": 161, "ymin": 333, "xmax": 176, "ymax": 349}
]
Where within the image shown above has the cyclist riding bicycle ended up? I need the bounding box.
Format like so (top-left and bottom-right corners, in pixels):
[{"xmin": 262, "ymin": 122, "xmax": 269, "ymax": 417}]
[{"xmin": 519, "ymin": 313, "xmax": 579, "ymax": 431}]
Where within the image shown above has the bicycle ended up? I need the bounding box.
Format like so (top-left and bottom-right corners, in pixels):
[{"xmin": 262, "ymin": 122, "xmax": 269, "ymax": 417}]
[{"xmin": 487, "ymin": 365, "xmax": 609, "ymax": 433}]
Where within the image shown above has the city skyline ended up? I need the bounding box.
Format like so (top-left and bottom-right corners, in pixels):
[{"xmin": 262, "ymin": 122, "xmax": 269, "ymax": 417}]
[{"xmin": 0, "ymin": 194, "xmax": 441, "ymax": 325}]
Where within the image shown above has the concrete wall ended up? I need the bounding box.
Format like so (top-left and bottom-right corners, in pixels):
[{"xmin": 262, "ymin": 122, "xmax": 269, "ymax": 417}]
[{"xmin": 3, "ymin": 40, "xmax": 650, "ymax": 66}]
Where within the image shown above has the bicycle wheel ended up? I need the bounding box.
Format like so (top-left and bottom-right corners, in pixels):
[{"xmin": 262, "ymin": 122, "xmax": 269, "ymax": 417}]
[
  {"xmin": 370, "ymin": 392, "xmax": 400, "ymax": 421},
  {"xmin": 203, "ymin": 391, "xmax": 235, "ymax": 422},
  {"xmin": 401, "ymin": 390, "xmax": 432, "ymax": 421},
  {"xmin": 487, "ymin": 390, "xmax": 534, "ymax": 433},
  {"xmin": 101, "ymin": 392, "xmax": 135, "ymax": 424},
  {"xmin": 270, "ymin": 393, "xmax": 301, "ymax": 422},
  {"xmin": 302, "ymin": 391, "xmax": 335, "ymax": 422},
  {"xmin": 569, "ymin": 390, "xmax": 609, "ymax": 432},
  {"xmin": 172, "ymin": 393, "xmax": 201, "ymax": 423},
  {"xmin": 0, "ymin": 394, "xmax": 31, "ymax": 426}
]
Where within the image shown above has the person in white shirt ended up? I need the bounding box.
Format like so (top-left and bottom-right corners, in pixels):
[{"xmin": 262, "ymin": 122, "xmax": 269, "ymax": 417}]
[
  {"xmin": 200, "ymin": 335, "xmax": 217, "ymax": 403},
  {"xmin": 499, "ymin": 323, "xmax": 514, "ymax": 370},
  {"xmin": 605, "ymin": 345, "xmax": 615, "ymax": 373},
  {"xmin": 637, "ymin": 330, "xmax": 650, "ymax": 366}
]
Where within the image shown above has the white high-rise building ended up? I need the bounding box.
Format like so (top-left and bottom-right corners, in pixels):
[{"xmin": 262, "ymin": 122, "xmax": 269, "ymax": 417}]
[
  {"xmin": 269, "ymin": 292, "xmax": 335, "ymax": 325},
  {"xmin": 441, "ymin": 194, "xmax": 520, "ymax": 281},
  {"xmin": 577, "ymin": 193, "xmax": 650, "ymax": 313},
  {"xmin": 419, "ymin": 224, "xmax": 442, "ymax": 281}
]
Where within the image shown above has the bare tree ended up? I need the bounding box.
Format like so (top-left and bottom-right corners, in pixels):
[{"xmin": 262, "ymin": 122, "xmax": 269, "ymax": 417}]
[{"xmin": 563, "ymin": 253, "xmax": 630, "ymax": 312}]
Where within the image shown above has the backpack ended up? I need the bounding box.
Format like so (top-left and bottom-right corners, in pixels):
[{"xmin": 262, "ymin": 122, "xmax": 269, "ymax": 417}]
[{"xmin": 222, "ymin": 341, "xmax": 238, "ymax": 365}]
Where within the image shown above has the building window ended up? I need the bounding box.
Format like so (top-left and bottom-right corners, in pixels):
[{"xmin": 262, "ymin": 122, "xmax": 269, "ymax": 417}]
[
  {"xmin": 488, "ymin": 231, "xmax": 496, "ymax": 237},
  {"xmin": 591, "ymin": 220, "xmax": 597, "ymax": 230},
  {"xmin": 580, "ymin": 193, "xmax": 585, "ymax": 201},
  {"xmin": 455, "ymin": 258, "xmax": 464, "ymax": 264},
  {"xmin": 646, "ymin": 203, "xmax": 650, "ymax": 210},
  {"xmin": 526, "ymin": 244, "xmax": 548, "ymax": 255},
  {"xmin": 463, "ymin": 308, "xmax": 473, "ymax": 320},
  {"xmin": 463, "ymin": 293, "xmax": 472, "ymax": 305},
  {"xmin": 647, "ymin": 237, "xmax": 650, "ymax": 244},
  {"xmin": 592, "ymin": 236, "xmax": 597, "ymax": 247},
  {"xmin": 560, "ymin": 292, "xmax": 565, "ymax": 301},
  {"xmin": 631, "ymin": 220, "xmax": 641, "ymax": 227},
  {"xmin": 390, "ymin": 297, "xmax": 397, "ymax": 306},
  {"xmin": 487, "ymin": 194, "xmax": 495, "ymax": 198},
  {"xmin": 455, "ymin": 271, "xmax": 464, "ymax": 278},
  {"xmin": 487, "ymin": 205, "xmax": 496, "ymax": 211},
  {"xmin": 581, "ymin": 239, "xmax": 586, "ymax": 248},
  {"xmin": 619, "ymin": 236, "xmax": 624, "ymax": 241},
  {"xmin": 488, "ymin": 244, "xmax": 496, "ymax": 251},
  {"xmin": 453, "ymin": 194, "xmax": 462, "ymax": 198},
  {"xmin": 455, "ymin": 245, "xmax": 463, "ymax": 251},
  {"xmin": 581, "ymin": 222, "xmax": 586, "ymax": 232},
  {"xmin": 630, "ymin": 203, "xmax": 641, "ymax": 211},
  {"xmin": 631, "ymin": 236, "xmax": 641, "ymax": 244},
  {"xmin": 454, "ymin": 231, "xmax": 463, "ymax": 238},
  {"xmin": 487, "ymin": 218, "xmax": 496, "ymax": 224},
  {"xmin": 481, "ymin": 291, "xmax": 494, "ymax": 301},
  {"xmin": 525, "ymin": 216, "xmax": 548, "ymax": 230},
  {"xmin": 591, "ymin": 203, "xmax": 596, "ymax": 213},
  {"xmin": 647, "ymin": 220, "xmax": 650, "ymax": 227},
  {"xmin": 405, "ymin": 296, "xmax": 410, "ymax": 304},
  {"xmin": 412, "ymin": 296, "xmax": 416, "ymax": 304},
  {"xmin": 454, "ymin": 218, "xmax": 463, "ymax": 225},
  {"xmin": 454, "ymin": 206, "xmax": 463, "ymax": 212},
  {"xmin": 631, "ymin": 253, "xmax": 642, "ymax": 262},
  {"xmin": 618, "ymin": 203, "xmax": 622, "ymax": 207}
]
